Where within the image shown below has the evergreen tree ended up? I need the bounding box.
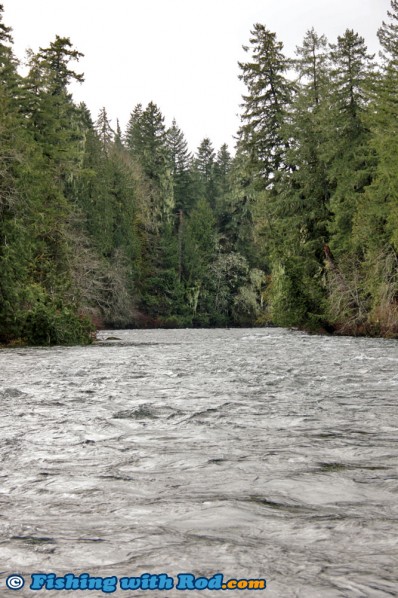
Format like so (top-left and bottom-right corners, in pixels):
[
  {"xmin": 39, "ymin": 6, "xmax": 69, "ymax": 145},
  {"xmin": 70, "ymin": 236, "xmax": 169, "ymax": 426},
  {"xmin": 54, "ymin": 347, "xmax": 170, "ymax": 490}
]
[
  {"xmin": 263, "ymin": 29, "xmax": 332, "ymax": 328},
  {"xmin": 124, "ymin": 104, "xmax": 144, "ymax": 155},
  {"xmin": 126, "ymin": 102, "xmax": 167, "ymax": 180},
  {"xmin": 216, "ymin": 149, "xmax": 256, "ymax": 259},
  {"xmin": 24, "ymin": 36, "xmax": 85, "ymax": 183},
  {"xmin": 166, "ymin": 118, "xmax": 192, "ymax": 212},
  {"xmin": 125, "ymin": 101, "xmax": 174, "ymax": 223},
  {"xmin": 378, "ymin": 0, "xmax": 398, "ymax": 60},
  {"xmin": 368, "ymin": 0, "xmax": 398, "ymax": 255},
  {"xmin": 95, "ymin": 106, "xmax": 114, "ymax": 152},
  {"xmin": 182, "ymin": 198, "xmax": 217, "ymax": 323},
  {"xmin": 340, "ymin": 1, "xmax": 398, "ymax": 335},
  {"xmin": 0, "ymin": 19, "xmax": 92, "ymax": 344},
  {"xmin": 295, "ymin": 28, "xmax": 329, "ymax": 104},
  {"xmin": 326, "ymin": 29, "xmax": 375, "ymax": 255},
  {"xmin": 0, "ymin": 3, "xmax": 20, "ymax": 101},
  {"xmin": 278, "ymin": 28, "xmax": 331, "ymax": 250},
  {"xmin": 237, "ymin": 24, "xmax": 295, "ymax": 184},
  {"xmin": 329, "ymin": 30, "xmax": 374, "ymax": 128},
  {"xmin": 2, "ymin": 2, "xmax": 398, "ymax": 340},
  {"xmin": 214, "ymin": 144, "xmax": 232, "ymax": 199},
  {"xmin": 114, "ymin": 118, "xmax": 123, "ymax": 149},
  {"xmin": 0, "ymin": 13, "xmax": 27, "ymax": 340},
  {"xmin": 193, "ymin": 138, "xmax": 217, "ymax": 208}
]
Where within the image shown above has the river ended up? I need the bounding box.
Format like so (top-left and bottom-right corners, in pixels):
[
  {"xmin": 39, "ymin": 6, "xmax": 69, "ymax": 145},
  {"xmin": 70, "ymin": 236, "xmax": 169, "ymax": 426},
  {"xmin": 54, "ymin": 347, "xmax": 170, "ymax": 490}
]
[{"xmin": 0, "ymin": 328, "xmax": 397, "ymax": 597}]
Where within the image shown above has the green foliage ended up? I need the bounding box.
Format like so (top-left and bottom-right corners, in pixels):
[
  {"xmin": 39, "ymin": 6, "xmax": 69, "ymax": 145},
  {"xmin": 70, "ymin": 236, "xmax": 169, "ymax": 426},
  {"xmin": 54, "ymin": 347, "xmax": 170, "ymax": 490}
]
[
  {"xmin": 238, "ymin": 24, "xmax": 295, "ymax": 181},
  {"xmin": 23, "ymin": 302, "xmax": 94, "ymax": 345},
  {"xmin": 193, "ymin": 138, "xmax": 218, "ymax": 208},
  {"xmin": 1, "ymin": 2, "xmax": 398, "ymax": 341},
  {"xmin": 235, "ymin": 11, "xmax": 397, "ymax": 336},
  {"xmin": 166, "ymin": 119, "xmax": 193, "ymax": 212},
  {"xmin": 269, "ymin": 259, "xmax": 326, "ymax": 329}
]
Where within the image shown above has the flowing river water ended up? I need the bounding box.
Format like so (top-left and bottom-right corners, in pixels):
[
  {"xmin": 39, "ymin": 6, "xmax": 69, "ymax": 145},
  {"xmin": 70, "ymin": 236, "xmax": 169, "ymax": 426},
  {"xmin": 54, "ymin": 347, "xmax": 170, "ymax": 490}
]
[{"xmin": 0, "ymin": 328, "xmax": 397, "ymax": 597}]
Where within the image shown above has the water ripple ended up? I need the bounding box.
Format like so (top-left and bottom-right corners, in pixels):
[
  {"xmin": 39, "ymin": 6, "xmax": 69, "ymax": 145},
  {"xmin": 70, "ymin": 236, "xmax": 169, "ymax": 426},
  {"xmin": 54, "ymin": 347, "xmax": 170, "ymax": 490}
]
[{"xmin": 0, "ymin": 328, "xmax": 397, "ymax": 596}]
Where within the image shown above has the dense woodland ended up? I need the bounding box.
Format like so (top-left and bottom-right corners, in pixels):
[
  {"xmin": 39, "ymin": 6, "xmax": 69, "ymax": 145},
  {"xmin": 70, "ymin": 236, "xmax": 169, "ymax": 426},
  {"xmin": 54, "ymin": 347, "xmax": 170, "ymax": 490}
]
[{"xmin": 1, "ymin": 3, "xmax": 398, "ymax": 345}]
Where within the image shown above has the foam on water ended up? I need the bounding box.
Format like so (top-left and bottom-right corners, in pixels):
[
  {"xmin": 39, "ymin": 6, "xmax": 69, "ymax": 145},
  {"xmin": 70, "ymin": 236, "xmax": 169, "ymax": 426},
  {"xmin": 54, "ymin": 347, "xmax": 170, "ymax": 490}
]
[{"xmin": 0, "ymin": 328, "xmax": 397, "ymax": 597}]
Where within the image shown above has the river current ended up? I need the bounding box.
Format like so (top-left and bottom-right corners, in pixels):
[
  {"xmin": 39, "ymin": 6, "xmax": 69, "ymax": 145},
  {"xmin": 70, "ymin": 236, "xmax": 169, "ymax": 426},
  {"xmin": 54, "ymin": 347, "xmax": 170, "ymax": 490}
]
[{"xmin": 0, "ymin": 328, "xmax": 397, "ymax": 597}]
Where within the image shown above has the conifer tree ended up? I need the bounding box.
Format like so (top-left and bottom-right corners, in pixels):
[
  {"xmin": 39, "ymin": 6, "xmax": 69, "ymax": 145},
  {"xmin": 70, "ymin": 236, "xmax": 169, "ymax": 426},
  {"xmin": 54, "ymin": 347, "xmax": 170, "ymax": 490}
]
[
  {"xmin": 378, "ymin": 0, "xmax": 398, "ymax": 60},
  {"xmin": 0, "ymin": 3, "xmax": 20, "ymax": 100},
  {"xmin": 327, "ymin": 29, "xmax": 375, "ymax": 255},
  {"xmin": 125, "ymin": 102, "xmax": 174, "ymax": 223},
  {"xmin": 193, "ymin": 138, "xmax": 217, "ymax": 208},
  {"xmin": 114, "ymin": 118, "xmax": 123, "ymax": 149},
  {"xmin": 124, "ymin": 104, "xmax": 144, "ymax": 155},
  {"xmin": 128, "ymin": 102, "xmax": 168, "ymax": 180},
  {"xmin": 166, "ymin": 118, "xmax": 192, "ymax": 212},
  {"xmin": 237, "ymin": 24, "xmax": 295, "ymax": 184},
  {"xmin": 95, "ymin": 107, "xmax": 114, "ymax": 152},
  {"xmin": 343, "ymin": 1, "xmax": 398, "ymax": 335},
  {"xmin": 0, "ymin": 6, "xmax": 27, "ymax": 341},
  {"xmin": 368, "ymin": 0, "xmax": 398, "ymax": 254},
  {"xmin": 24, "ymin": 36, "xmax": 85, "ymax": 181},
  {"xmin": 214, "ymin": 144, "xmax": 232, "ymax": 199},
  {"xmin": 278, "ymin": 28, "xmax": 331, "ymax": 249}
]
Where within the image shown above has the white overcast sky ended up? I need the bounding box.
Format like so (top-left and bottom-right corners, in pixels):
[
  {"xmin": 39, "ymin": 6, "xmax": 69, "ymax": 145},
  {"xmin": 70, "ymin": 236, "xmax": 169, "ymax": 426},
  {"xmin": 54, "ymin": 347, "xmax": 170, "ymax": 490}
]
[{"xmin": 4, "ymin": 0, "xmax": 391, "ymax": 153}]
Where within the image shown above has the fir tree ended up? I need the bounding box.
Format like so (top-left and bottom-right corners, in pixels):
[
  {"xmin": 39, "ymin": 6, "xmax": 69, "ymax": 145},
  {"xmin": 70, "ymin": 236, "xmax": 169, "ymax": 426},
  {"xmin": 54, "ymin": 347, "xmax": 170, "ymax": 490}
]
[
  {"xmin": 378, "ymin": 0, "xmax": 398, "ymax": 61},
  {"xmin": 166, "ymin": 118, "xmax": 192, "ymax": 212},
  {"xmin": 194, "ymin": 138, "xmax": 217, "ymax": 208},
  {"xmin": 95, "ymin": 107, "xmax": 114, "ymax": 153},
  {"xmin": 327, "ymin": 29, "xmax": 375, "ymax": 255},
  {"xmin": 237, "ymin": 24, "xmax": 295, "ymax": 184}
]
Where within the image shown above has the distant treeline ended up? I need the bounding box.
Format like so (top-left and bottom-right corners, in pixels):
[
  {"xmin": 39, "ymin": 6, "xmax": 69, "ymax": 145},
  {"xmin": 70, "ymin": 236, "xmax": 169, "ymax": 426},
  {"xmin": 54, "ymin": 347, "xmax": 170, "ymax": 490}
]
[{"xmin": 0, "ymin": 2, "xmax": 397, "ymax": 344}]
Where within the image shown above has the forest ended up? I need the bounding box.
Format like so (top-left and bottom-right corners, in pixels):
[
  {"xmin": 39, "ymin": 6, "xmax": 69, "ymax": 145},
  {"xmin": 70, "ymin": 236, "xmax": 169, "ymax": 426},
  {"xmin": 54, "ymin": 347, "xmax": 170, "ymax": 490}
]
[{"xmin": 0, "ymin": 2, "xmax": 397, "ymax": 345}]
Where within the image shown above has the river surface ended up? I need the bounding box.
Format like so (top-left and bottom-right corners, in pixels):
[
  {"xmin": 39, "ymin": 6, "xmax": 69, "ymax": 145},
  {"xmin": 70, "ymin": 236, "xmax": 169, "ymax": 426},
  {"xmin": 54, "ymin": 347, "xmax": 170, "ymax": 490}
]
[{"xmin": 0, "ymin": 328, "xmax": 397, "ymax": 597}]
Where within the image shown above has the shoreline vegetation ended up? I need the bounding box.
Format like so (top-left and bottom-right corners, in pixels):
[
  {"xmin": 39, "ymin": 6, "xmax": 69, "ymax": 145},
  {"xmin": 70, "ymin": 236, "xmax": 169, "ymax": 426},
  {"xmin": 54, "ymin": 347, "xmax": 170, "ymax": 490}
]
[{"xmin": 1, "ymin": 3, "xmax": 398, "ymax": 346}]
